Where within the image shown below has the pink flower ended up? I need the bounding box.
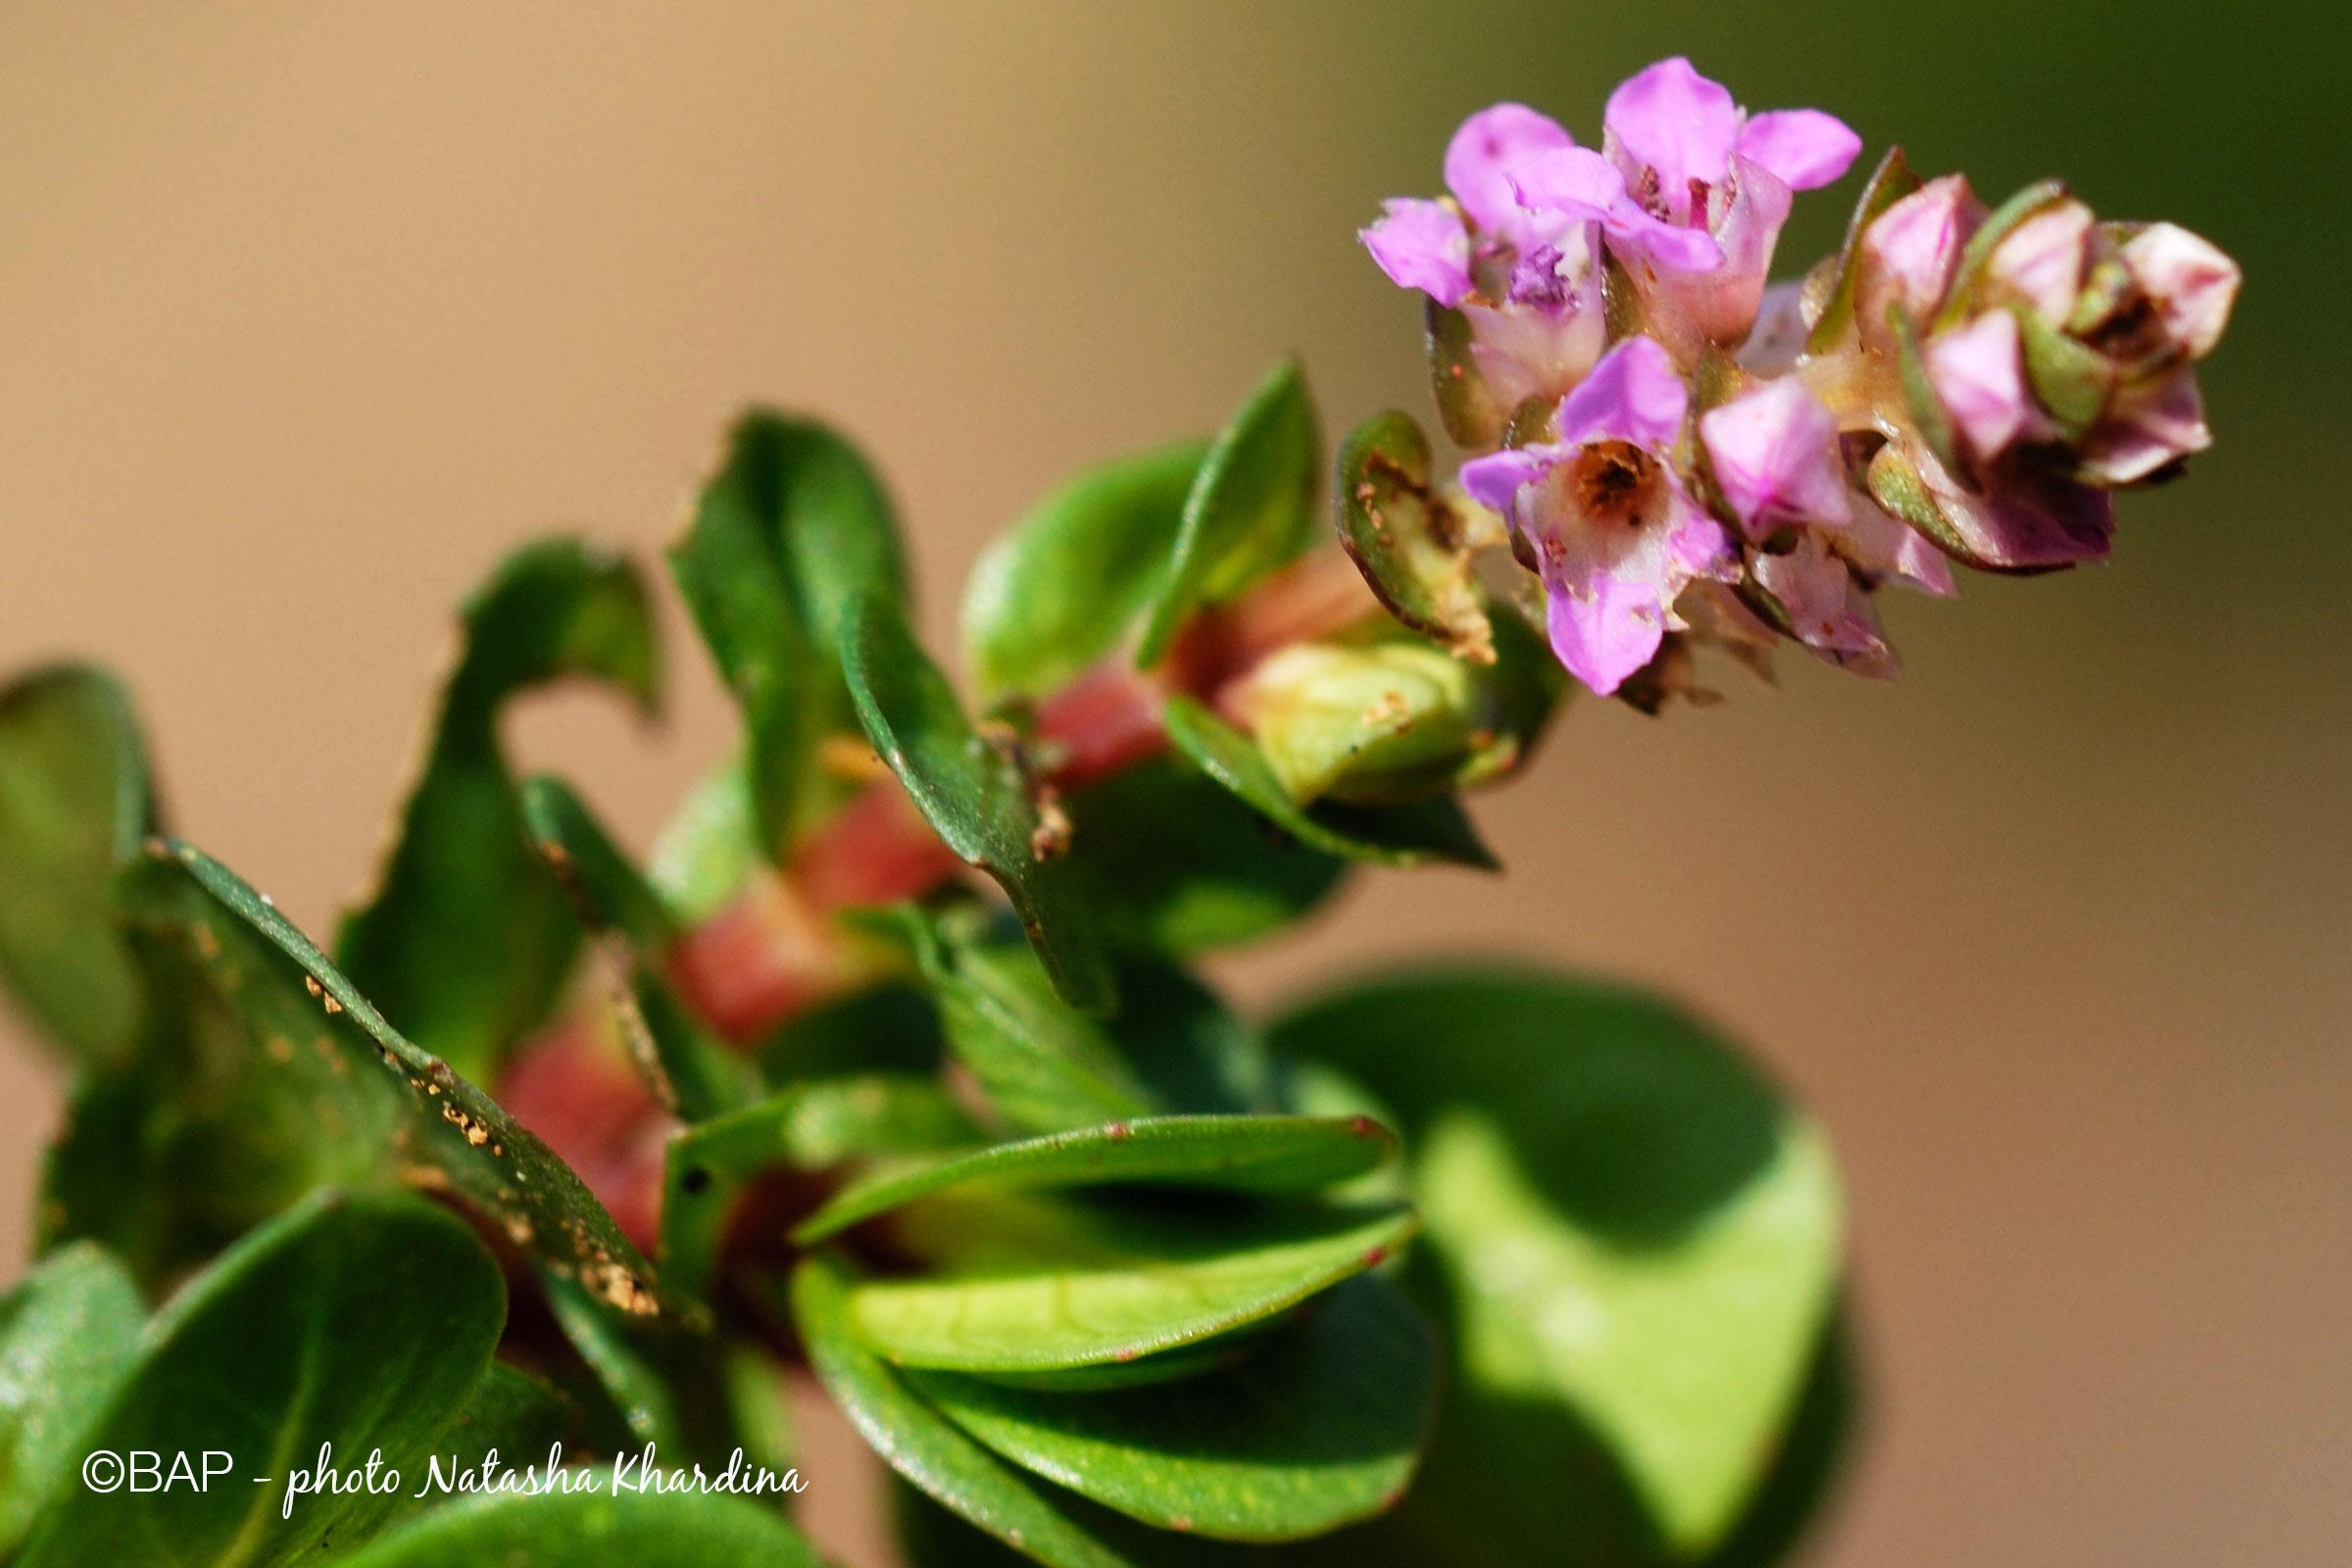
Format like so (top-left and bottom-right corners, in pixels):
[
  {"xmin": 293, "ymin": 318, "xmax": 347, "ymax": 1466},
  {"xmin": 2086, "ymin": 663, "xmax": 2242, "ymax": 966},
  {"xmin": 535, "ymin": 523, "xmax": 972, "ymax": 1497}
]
[
  {"xmin": 1359, "ymin": 103, "xmax": 1607, "ymax": 417},
  {"xmin": 1598, "ymin": 58, "xmax": 1861, "ymax": 348},
  {"xmin": 1698, "ymin": 377, "xmax": 1850, "ymax": 539},
  {"xmin": 1460, "ymin": 338, "xmax": 1738, "ymax": 695}
]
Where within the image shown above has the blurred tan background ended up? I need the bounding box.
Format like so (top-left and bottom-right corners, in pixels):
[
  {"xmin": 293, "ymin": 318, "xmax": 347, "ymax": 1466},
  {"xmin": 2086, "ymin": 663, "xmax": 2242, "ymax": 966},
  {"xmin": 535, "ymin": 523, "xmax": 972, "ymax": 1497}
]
[{"xmin": 3, "ymin": 2, "xmax": 2346, "ymax": 1564}]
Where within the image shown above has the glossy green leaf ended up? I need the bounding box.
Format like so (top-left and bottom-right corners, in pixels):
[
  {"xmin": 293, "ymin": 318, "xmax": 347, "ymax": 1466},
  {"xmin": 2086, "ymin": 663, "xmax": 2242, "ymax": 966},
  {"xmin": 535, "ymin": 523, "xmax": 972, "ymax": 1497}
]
[
  {"xmin": 1062, "ymin": 758, "xmax": 1348, "ymax": 954},
  {"xmin": 0, "ymin": 1243, "xmax": 145, "ymax": 1551},
  {"xmin": 1267, "ymin": 967, "xmax": 1843, "ymax": 1555},
  {"xmin": 1805, "ymin": 144, "xmax": 1923, "ymax": 354},
  {"xmin": 382, "ymin": 1361, "xmax": 577, "ymax": 1527},
  {"xmin": 841, "ymin": 593, "xmax": 1114, "ymax": 1011},
  {"xmin": 520, "ymin": 774, "xmax": 755, "ymax": 1122},
  {"xmin": 1334, "ymin": 411, "xmax": 1493, "ymax": 662},
  {"xmin": 18, "ymin": 1190, "xmax": 505, "ymax": 1568},
  {"xmin": 0, "ymin": 663, "xmax": 154, "ymax": 1064},
  {"xmin": 909, "ymin": 1275, "xmax": 1433, "ymax": 1542},
  {"xmin": 337, "ymin": 537, "xmax": 660, "ymax": 1083},
  {"xmin": 119, "ymin": 841, "xmax": 669, "ymax": 1319},
  {"xmin": 660, "ymin": 1075, "xmax": 978, "ymax": 1301},
  {"xmin": 669, "ymin": 412, "xmax": 907, "ymax": 854},
  {"xmin": 1423, "ymin": 300, "xmax": 1508, "ymax": 451},
  {"xmin": 1159, "ymin": 697, "xmax": 1496, "ymax": 869},
  {"xmin": 795, "ymin": 1254, "xmax": 1139, "ymax": 1568},
  {"xmin": 541, "ymin": 1276, "xmax": 772, "ymax": 1475},
  {"xmin": 965, "ymin": 439, "xmax": 1208, "ymax": 700},
  {"xmin": 335, "ymin": 1490, "xmax": 820, "ymax": 1568},
  {"xmin": 797, "ymin": 1114, "xmax": 1398, "ymax": 1244},
  {"xmin": 844, "ymin": 1196, "xmax": 1420, "ymax": 1372},
  {"xmin": 1136, "ymin": 360, "xmax": 1321, "ymax": 664}
]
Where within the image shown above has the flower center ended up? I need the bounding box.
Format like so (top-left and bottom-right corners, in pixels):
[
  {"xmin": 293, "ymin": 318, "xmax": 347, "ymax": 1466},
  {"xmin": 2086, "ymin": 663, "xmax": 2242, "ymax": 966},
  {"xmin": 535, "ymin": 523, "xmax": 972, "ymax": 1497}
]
[{"xmin": 1571, "ymin": 441, "xmax": 1657, "ymax": 529}]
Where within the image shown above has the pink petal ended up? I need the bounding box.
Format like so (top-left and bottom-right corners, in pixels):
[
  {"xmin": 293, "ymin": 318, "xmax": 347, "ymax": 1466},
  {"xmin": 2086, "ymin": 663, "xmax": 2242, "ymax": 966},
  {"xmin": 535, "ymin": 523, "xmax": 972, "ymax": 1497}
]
[
  {"xmin": 1458, "ymin": 445, "xmax": 1561, "ymax": 515},
  {"xmin": 1861, "ymin": 174, "xmax": 1985, "ymax": 328},
  {"xmin": 1555, "ymin": 336, "xmax": 1688, "ymax": 449},
  {"xmin": 1841, "ymin": 502, "xmax": 1956, "ymax": 596},
  {"xmin": 1445, "ymin": 103, "xmax": 1577, "ymax": 239},
  {"xmin": 1988, "ymin": 200, "xmax": 2091, "ymax": 322},
  {"xmin": 2121, "ymin": 223, "xmax": 2241, "ymax": 359},
  {"xmin": 1736, "ymin": 109, "xmax": 1862, "ymax": 191},
  {"xmin": 1908, "ymin": 437, "xmax": 2115, "ymax": 568},
  {"xmin": 1544, "ymin": 569, "xmax": 1671, "ymax": 697},
  {"xmin": 1925, "ymin": 310, "xmax": 2034, "ymax": 461},
  {"xmin": 1603, "ymin": 58, "xmax": 1740, "ymax": 223},
  {"xmin": 1698, "ymin": 377, "xmax": 1849, "ymax": 537},
  {"xmin": 1461, "ymin": 296, "xmax": 1607, "ymax": 412},
  {"xmin": 1360, "ymin": 198, "xmax": 1474, "ymax": 307},
  {"xmin": 1755, "ymin": 531, "xmax": 1887, "ymax": 661},
  {"xmin": 1626, "ymin": 155, "xmax": 1792, "ymax": 346},
  {"xmin": 2078, "ymin": 366, "xmax": 2211, "ymax": 483}
]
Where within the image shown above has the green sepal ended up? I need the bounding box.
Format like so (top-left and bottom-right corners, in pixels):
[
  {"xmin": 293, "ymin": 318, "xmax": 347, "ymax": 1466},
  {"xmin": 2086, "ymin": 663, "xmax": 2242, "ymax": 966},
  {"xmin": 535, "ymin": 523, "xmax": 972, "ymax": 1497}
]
[
  {"xmin": 1333, "ymin": 410, "xmax": 1494, "ymax": 662},
  {"xmin": 1136, "ymin": 360, "xmax": 1321, "ymax": 665},
  {"xmin": 336, "ymin": 537, "xmax": 661, "ymax": 1085},
  {"xmin": 1159, "ymin": 696, "xmax": 1497, "ymax": 869},
  {"xmin": 1887, "ymin": 301, "xmax": 1961, "ymax": 473},
  {"xmin": 0, "ymin": 663, "xmax": 156, "ymax": 1066},
  {"xmin": 1424, "ymin": 299, "xmax": 1507, "ymax": 451},
  {"xmin": 964, "ymin": 439, "xmax": 1208, "ymax": 701},
  {"xmin": 1805, "ymin": 144, "xmax": 1923, "ymax": 354},
  {"xmin": 840, "ymin": 591, "xmax": 1114, "ymax": 1013},
  {"xmin": 2011, "ymin": 303, "xmax": 2116, "ymax": 440},
  {"xmin": 1933, "ymin": 177, "xmax": 2072, "ymax": 332},
  {"xmin": 668, "ymin": 411, "xmax": 908, "ymax": 856}
]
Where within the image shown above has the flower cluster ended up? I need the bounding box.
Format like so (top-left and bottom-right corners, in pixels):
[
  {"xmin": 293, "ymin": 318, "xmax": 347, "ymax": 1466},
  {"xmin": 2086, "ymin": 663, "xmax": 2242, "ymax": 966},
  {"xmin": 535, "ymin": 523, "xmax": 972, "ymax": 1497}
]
[{"xmin": 1361, "ymin": 57, "xmax": 2238, "ymax": 698}]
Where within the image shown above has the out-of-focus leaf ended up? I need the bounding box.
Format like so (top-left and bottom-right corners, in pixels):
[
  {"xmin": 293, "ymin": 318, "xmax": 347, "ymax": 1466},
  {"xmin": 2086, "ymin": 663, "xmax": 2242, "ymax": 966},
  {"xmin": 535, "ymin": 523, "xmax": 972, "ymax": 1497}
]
[
  {"xmin": 335, "ymin": 1490, "xmax": 821, "ymax": 1568},
  {"xmin": 909, "ymin": 1275, "xmax": 1434, "ymax": 1543},
  {"xmin": 796, "ymin": 1114, "xmax": 1399, "ymax": 1244},
  {"xmin": 843, "ymin": 1195, "xmax": 1419, "ymax": 1373},
  {"xmin": 840, "ymin": 593, "xmax": 1113, "ymax": 1012},
  {"xmin": 1266, "ymin": 967, "xmax": 1843, "ymax": 1556},
  {"xmin": 660, "ymin": 1075, "xmax": 979, "ymax": 1302},
  {"xmin": 1160, "ymin": 697, "xmax": 1496, "ymax": 869},
  {"xmin": 1136, "ymin": 361, "xmax": 1321, "ymax": 664},
  {"xmin": 17, "ymin": 1190, "xmax": 504, "ymax": 1568},
  {"xmin": 0, "ymin": 664, "xmax": 154, "ymax": 1064},
  {"xmin": 964, "ymin": 440, "xmax": 1208, "ymax": 701},
  {"xmin": 795, "ymin": 1255, "xmax": 1138, "ymax": 1568},
  {"xmin": 755, "ymin": 981, "xmax": 945, "ymax": 1083},
  {"xmin": 1334, "ymin": 411, "xmax": 1493, "ymax": 662},
  {"xmin": 669, "ymin": 412, "xmax": 906, "ymax": 854},
  {"xmin": 120, "ymin": 841, "xmax": 670, "ymax": 1319},
  {"xmin": 541, "ymin": 1276, "xmax": 771, "ymax": 1475},
  {"xmin": 0, "ymin": 1243, "xmax": 145, "ymax": 1552},
  {"xmin": 337, "ymin": 537, "xmax": 660, "ymax": 1084},
  {"xmin": 648, "ymin": 757, "xmax": 761, "ymax": 923},
  {"xmin": 520, "ymin": 774, "xmax": 756, "ymax": 1122},
  {"xmin": 1062, "ymin": 758, "xmax": 1348, "ymax": 955}
]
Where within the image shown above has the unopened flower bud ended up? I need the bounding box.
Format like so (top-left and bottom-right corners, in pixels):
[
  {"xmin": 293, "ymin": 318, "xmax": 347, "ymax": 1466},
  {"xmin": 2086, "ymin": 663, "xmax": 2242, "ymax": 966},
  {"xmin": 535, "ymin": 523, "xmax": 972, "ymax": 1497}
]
[{"xmin": 1242, "ymin": 635, "xmax": 1519, "ymax": 808}]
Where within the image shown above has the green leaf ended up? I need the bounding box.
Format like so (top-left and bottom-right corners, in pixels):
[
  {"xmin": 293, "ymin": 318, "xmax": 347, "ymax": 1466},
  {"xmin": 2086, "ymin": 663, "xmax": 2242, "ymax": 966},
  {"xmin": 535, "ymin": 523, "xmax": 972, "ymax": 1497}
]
[
  {"xmin": 0, "ymin": 1243, "xmax": 146, "ymax": 1552},
  {"xmin": 1333, "ymin": 411, "xmax": 1493, "ymax": 662},
  {"xmin": 336, "ymin": 537, "xmax": 661, "ymax": 1084},
  {"xmin": 965, "ymin": 440, "xmax": 1208, "ymax": 700},
  {"xmin": 1062, "ymin": 758, "xmax": 1348, "ymax": 955},
  {"xmin": 382, "ymin": 1361, "xmax": 577, "ymax": 1527},
  {"xmin": 520, "ymin": 774, "xmax": 756, "ymax": 1122},
  {"xmin": 18, "ymin": 1190, "xmax": 505, "ymax": 1568},
  {"xmin": 840, "ymin": 592, "xmax": 1114, "ymax": 1012},
  {"xmin": 1805, "ymin": 145, "xmax": 1923, "ymax": 355},
  {"xmin": 797, "ymin": 1113, "xmax": 1398, "ymax": 1244},
  {"xmin": 0, "ymin": 663, "xmax": 154, "ymax": 1064},
  {"xmin": 334, "ymin": 1491, "xmax": 821, "ymax": 1568},
  {"xmin": 648, "ymin": 757, "xmax": 761, "ymax": 922},
  {"xmin": 797, "ymin": 1255, "xmax": 1138, "ymax": 1568},
  {"xmin": 1423, "ymin": 301, "xmax": 1508, "ymax": 451},
  {"xmin": 843, "ymin": 1196, "xmax": 1420, "ymax": 1372},
  {"xmin": 1266, "ymin": 967, "xmax": 1843, "ymax": 1555},
  {"xmin": 119, "ymin": 841, "xmax": 670, "ymax": 1319},
  {"xmin": 540, "ymin": 1276, "xmax": 776, "ymax": 1475},
  {"xmin": 909, "ymin": 1275, "xmax": 1433, "ymax": 1543},
  {"xmin": 669, "ymin": 412, "xmax": 907, "ymax": 854},
  {"xmin": 660, "ymin": 1075, "xmax": 979, "ymax": 1301},
  {"xmin": 1136, "ymin": 360, "xmax": 1321, "ymax": 665},
  {"xmin": 1159, "ymin": 697, "xmax": 1496, "ymax": 870}
]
